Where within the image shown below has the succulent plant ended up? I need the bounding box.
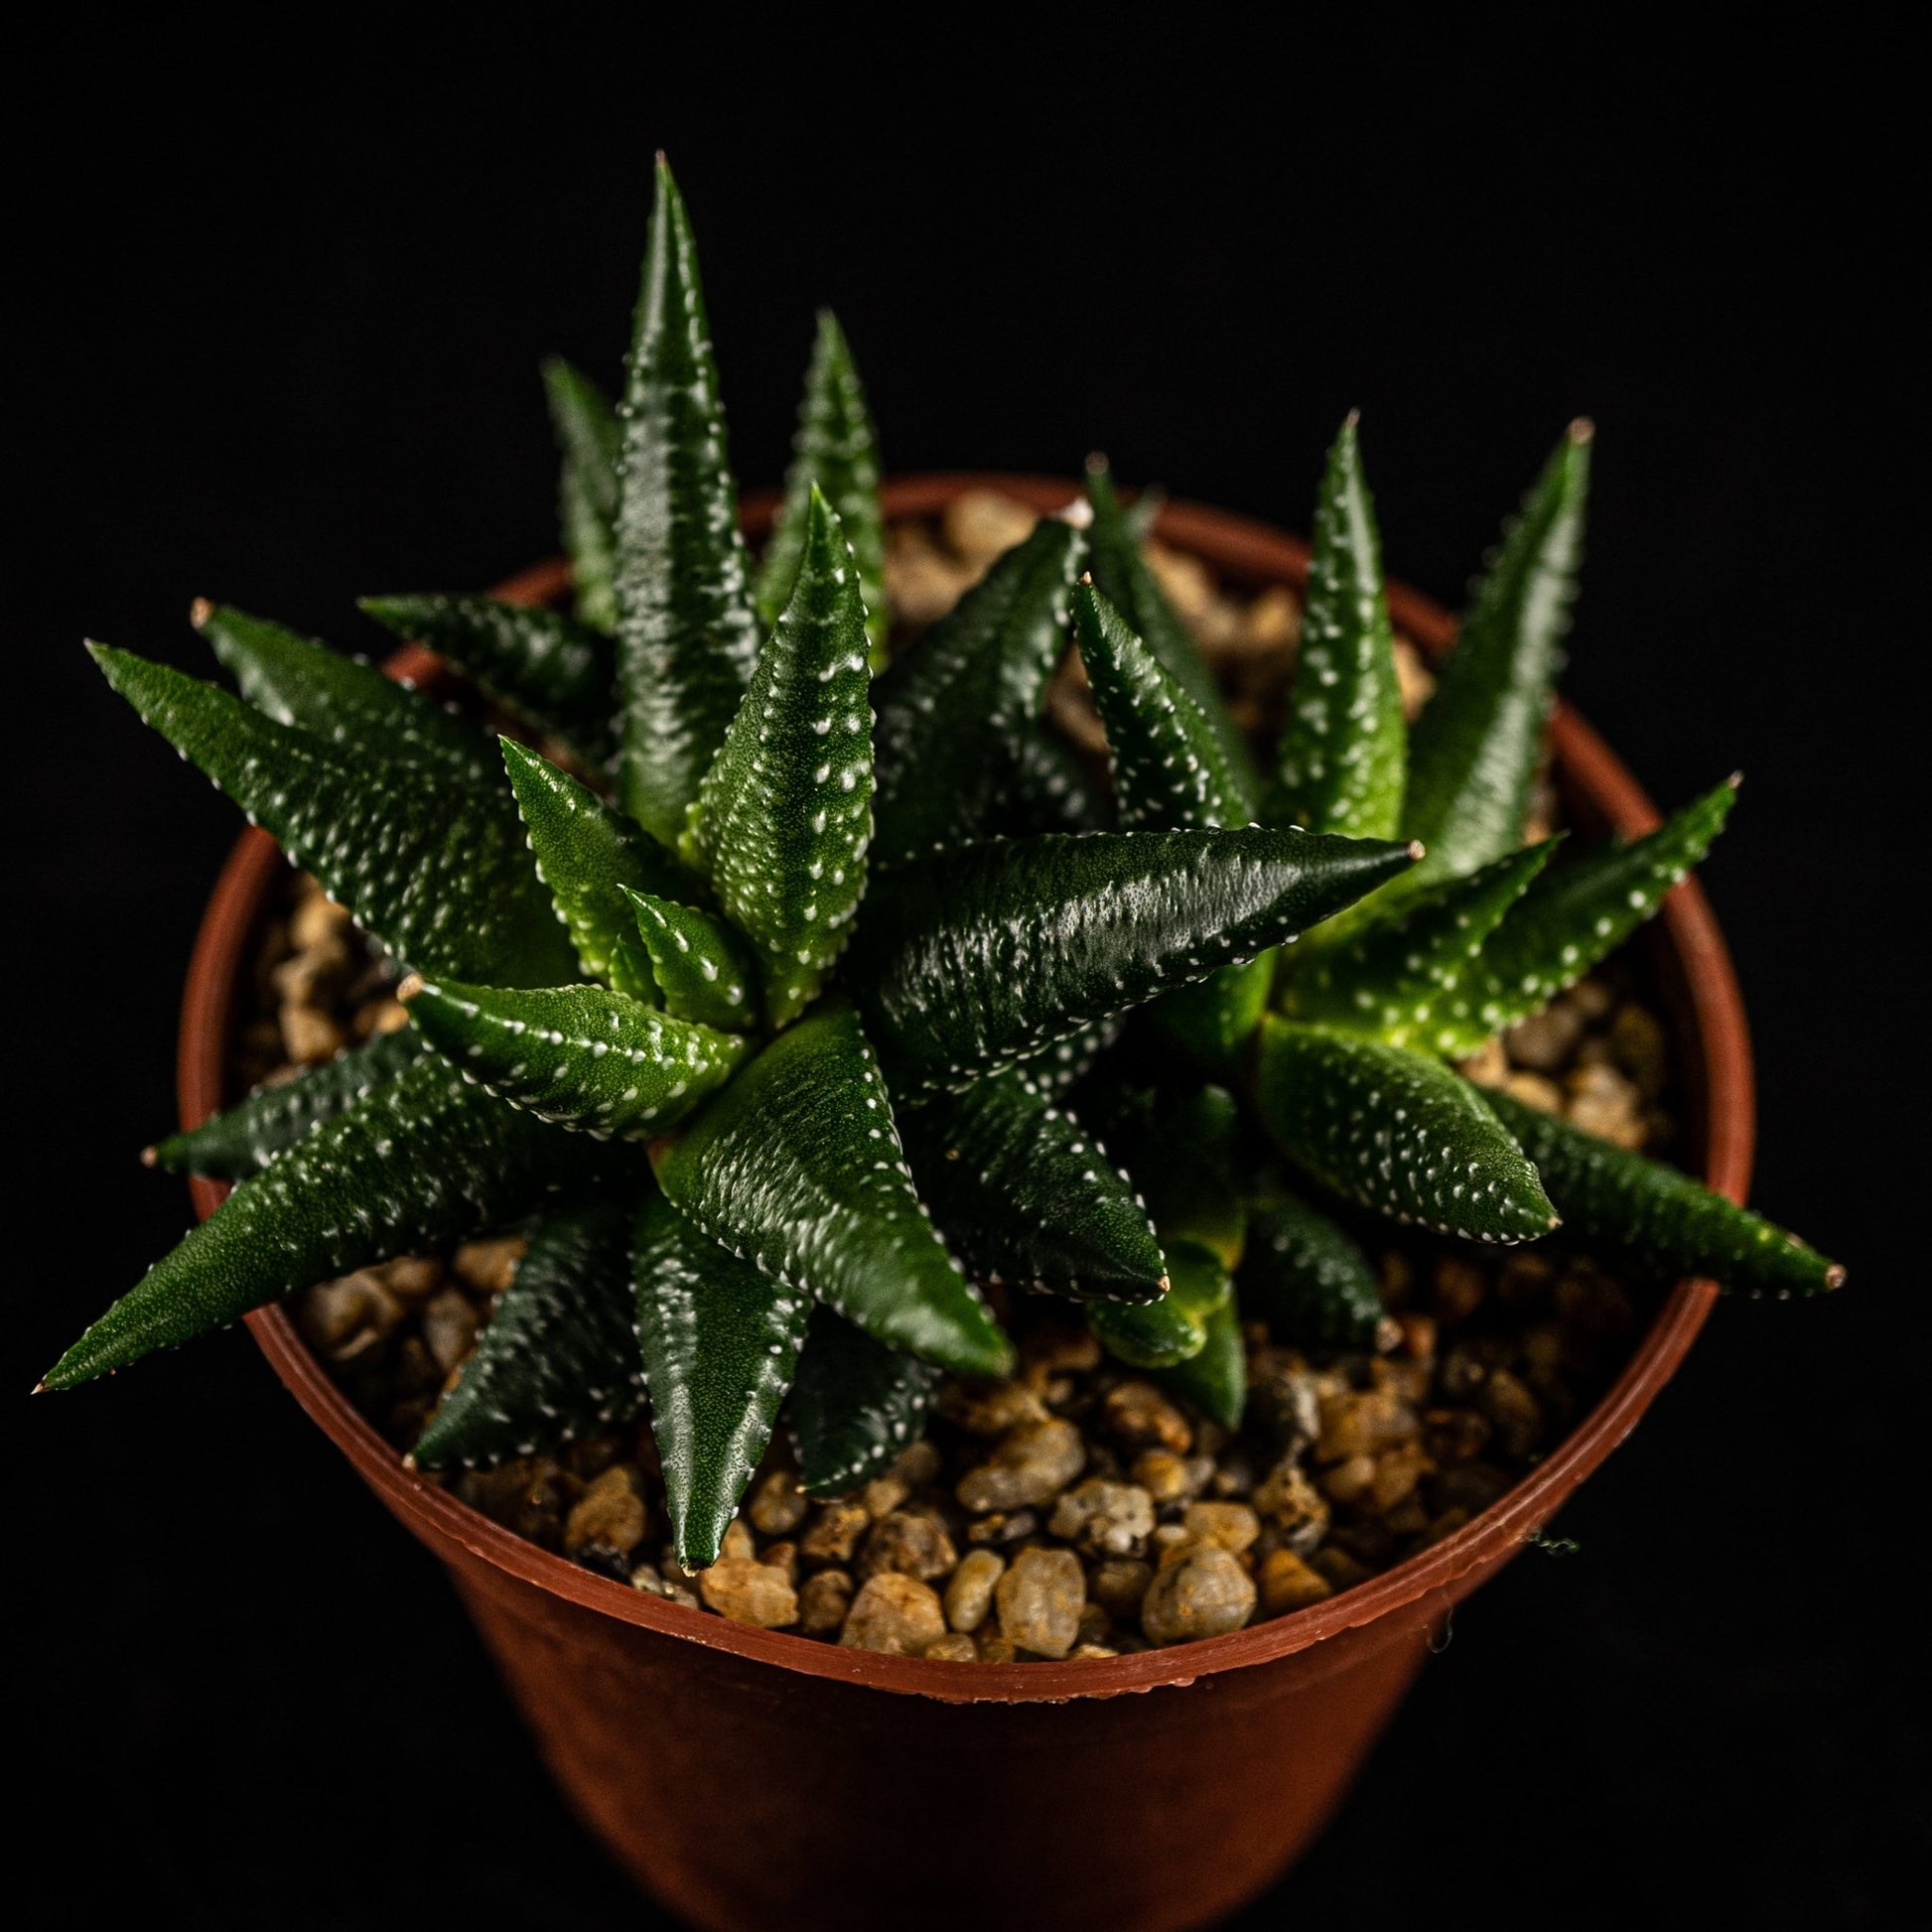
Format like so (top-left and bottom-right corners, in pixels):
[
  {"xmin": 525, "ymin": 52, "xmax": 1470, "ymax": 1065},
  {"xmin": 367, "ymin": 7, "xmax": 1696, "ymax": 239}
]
[{"xmin": 47, "ymin": 159, "xmax": 1843, "ymax": 1574}]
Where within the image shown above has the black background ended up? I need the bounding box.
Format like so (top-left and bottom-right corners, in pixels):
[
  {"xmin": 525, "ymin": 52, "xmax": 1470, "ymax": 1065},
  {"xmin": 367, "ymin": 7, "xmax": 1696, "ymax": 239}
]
[{"xmin": 10, "ymin": 23, "xmax": 1921, "ymax": 1931}]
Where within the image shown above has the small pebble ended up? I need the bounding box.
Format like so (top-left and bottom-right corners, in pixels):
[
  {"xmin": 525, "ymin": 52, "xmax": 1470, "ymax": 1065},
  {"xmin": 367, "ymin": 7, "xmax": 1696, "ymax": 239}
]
[
  {"xmin": 861, "ymin": 1508, "xmax": 958, "ymax": 1582},
  {"xmin": 797, "ymin": 1569, "xmax": 854, "ymax": 1636},
  {"xmin": 1182, "ymin": 1501, "xmax": 1261, "ymax": 1554},
  {"xmin": 748, "ymin": 1469, "xmax": 808, "ymax": 1537},
  {"xmin": 421, "ymin": 1289, "xmax": 480, "ymax": 1377},
  {"xmin": 922, "ymin": 1633, "xmax": 980, "ymax": 1663},
  {"xmin": 1048, "ymin": 1479, "xmax": 1156, "ymax": 1557},
  {"xmin": 1140, "ymin": 1543, "xmax": 1257, "ymax": 1645},
  {"xmin": 1258, "ymin": 1548, "xmax": 1334, "ymax": 1615},
  {"xmin": 799, "ymin": 1497, "xmax": 870, "ymax": 1563},
  {"xmin": 944, "ymin": 1549, "xmax": 1006, "ymax": 1633},
  {"xmin": 1101, "ymin": 1382, "xmax": 1192, "ymax": 1452},
  {"xmin": 996, "ymin": 1547, "xmax": 1086, "ymax": 1660},
  {"xmin": 840, "ymin": 1574, "xmax": 947, "ymax": 1655},
  {"xmin": 563, "ymin": 1464, "xmax": 646, "ymax": 1558},
  {"xmin": 452, "ymin": 1237, "xmax": 524, "ymax": 1296},
  {"xmin": 699, "ymin": 1558, "xmax": 799, "ymax": 1629},
  {"xmin": 956, "ymin": 1419, "xmax": 1085, "ymax": 1512}
]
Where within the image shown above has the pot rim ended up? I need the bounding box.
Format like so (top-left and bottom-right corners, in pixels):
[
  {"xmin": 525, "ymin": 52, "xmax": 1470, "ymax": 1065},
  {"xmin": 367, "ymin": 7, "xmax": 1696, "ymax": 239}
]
[{"xmin": 182, "ymin": 473, "xmax": 1751, "ymax": 1707}]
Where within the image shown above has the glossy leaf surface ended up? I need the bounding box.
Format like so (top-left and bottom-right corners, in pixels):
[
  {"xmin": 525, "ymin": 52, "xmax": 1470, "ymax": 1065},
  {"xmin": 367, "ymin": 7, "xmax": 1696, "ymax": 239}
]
[
  {"xmin": 621, "ymin": 888, "xmax": 759, "ymax": 1035},
  {"xmin": 790, "ymin": 1307, "xmax": 940, "ymax": 1496},
  {"xmin": 1089, "ymin": 1239, "xmax": 1228, "ymax": 1369},
  {"xmin": 1156, "ymin": 1249, "xmax": 1246, "ymax": 1428},
  {"xmin": 1240, "ymin": 1192, "xmax": 1385, "ymax": 1348},
  {"xmin": 542, "ymin": 355, "xmax": 622, "ymax": 631}
]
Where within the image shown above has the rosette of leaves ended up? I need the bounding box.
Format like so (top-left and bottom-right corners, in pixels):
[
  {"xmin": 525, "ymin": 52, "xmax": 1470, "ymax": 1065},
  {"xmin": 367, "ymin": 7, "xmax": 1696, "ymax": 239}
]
[{"xmin": 47, "ymin": 162, "xmax": 1841, "ymax": 1581}]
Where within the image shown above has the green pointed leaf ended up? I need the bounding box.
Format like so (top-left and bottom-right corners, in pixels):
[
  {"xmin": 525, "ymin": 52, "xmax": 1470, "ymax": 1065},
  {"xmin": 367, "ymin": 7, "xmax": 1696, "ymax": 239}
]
[
  {"xmin": 1279, "ymin": 840, "xmax": 1557, "ymax": 1055},
  {"xmin": 411, "ymin": 1198, "xmax": 643, "ymax": 1469},
  {"xmin": 1118, "ymin": 1084, "xmax": 1249, "ymax": 1272},
  {"xmin": 633, "ymin": 1188, "xmax": 813, "ymax": 1566},
  {"xmin": 1085, "ymin": 453, "xmax": 1257, "ymax": 798},
  {"xmin": 971, "ymin": 727, "xmax": 1107, "ymax": 842},
  {"xmin": 1151, "ymin": 954, "xmax": 1276, "ymax": 1069},
  {"xmin": 360, "ymin": 595, "xmax": 618, "ymax": 775},
  {"xmin": 44, "ymin": 1052, "xmax": 621, "ymax": 1388},
  {"xmin": 1156, "ymin": 1252, "xmax": 1246, "ymax": 1428},
  {"xmin": 1464, "ymin": 779, "xmax": 1738, "ymax": 1040},
  {"xmin": 1484, "ymin": 1089, "xmax": 1845, "ymax": 1299},
  {"xmin": 1272, "ymin": 415, "xmax": 1406, "ymax": 840},
  {"xmin": 620, "ymin": 887, "xmax": 759, "ymax": 1034},
  {"xmin": 542, "ymin": 355, "xmax": 621, "ymax": 631},
  {"xmin": 403, "ymin": 979, "xmax": 749, "ymax": 1141},
  {"xmin": 1020, "ymin": 1016, "xmax": 1121, "ymax": 1100},
  {"xmin": 1090, "ymin": 1240, "xmax": 1229, "ymax": 1369},
  {"xmin": 855, "ymin": 825, "xmax": 1420, "ymax": 1090},
  {"xmin": 897, "ymin": 1067, "xmax": 1165, "ymax": 1299},
  {"xmin": 92, "ymin": 646, "xmax": 575, "ymax": 987},
  {"xmin": 500, "ymin": 738, "xmax": 705, "ymax": 994},
  {"xmin": 1240, "ymin": 1192, "xmax": 1385, "ymax": 1349},
  {"xmin": 683, "ymin": 486, "xmax": 872, "ymax": 1025},
  {"xmin": 149, "ymin": 1027, "xmax": 427, "ymax": 1179},
  {"xmin": 1072, "ymin": 579, "xmax": 1258, "ymax": 829},
  {"xmin": 614, "ymin": 159, "xmax": 761, "ymax": 844},
  {"xmin": 194, "ymin": 602, "xmax": 493, "ymax": 784},
  {"xmin": 757, "ymin": 310, "xmax": 888, "ymax": 668},
  {"xmin": 790, "ymin": 1307, "xmax": 940, "ymax": 1497},
  {"xmin": 1402, "ymin": 423, "xmax": 1592, "ymax": 886},
  {"xmin": 1256, "ymin": 1019, "xmax": 1557, "ymax": 1244},
  {"xmin": 871, "ymin": 516, "xmax": 1086, "ymax": 864},
  {"xmin": 651, "ymin": 1002, "xmax": 1012, "ymax": 1377}
]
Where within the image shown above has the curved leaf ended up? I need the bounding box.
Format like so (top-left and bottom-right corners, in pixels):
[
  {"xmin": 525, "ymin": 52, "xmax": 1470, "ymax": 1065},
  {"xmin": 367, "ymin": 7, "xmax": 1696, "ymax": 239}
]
[
  {"xmin": 970, "ymin": 727, "xmax": 1107, "ymax": 842},
  {"xmin": 1240, "ymin": 1191, "xmax": 1385, "ymax": 1349},
  {"xmin": 542, "ymin": 355, "xmax": 621, "ymax": 631},
  {"xmin": 1156, "ymin": 1254, "xmax": 1246, "ymax": 1428},
  {"xmin": 790, "ymin": 1307, "xmax": 940, "ymax": 1497},
  {"xmin": 621, "ymin": 888, "xmax": 759, "ymax": 1034},
  {"xmin": 1089, "ymin": 1239, "xmax": 1228, "ymax": 1369}
]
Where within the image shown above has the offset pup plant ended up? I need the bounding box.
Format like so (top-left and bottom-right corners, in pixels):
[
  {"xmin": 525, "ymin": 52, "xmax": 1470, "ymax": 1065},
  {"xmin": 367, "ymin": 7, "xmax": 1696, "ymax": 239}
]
[{"xmin": 47, "ymin": 159, "xmax": 1841, "ymax": 1591}]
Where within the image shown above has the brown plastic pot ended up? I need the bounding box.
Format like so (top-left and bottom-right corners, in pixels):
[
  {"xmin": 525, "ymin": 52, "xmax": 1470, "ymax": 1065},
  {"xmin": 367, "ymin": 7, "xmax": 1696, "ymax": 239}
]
[{"xmin": 177, "ymin": 476, "xmax": 1751, "ymax": 1932}]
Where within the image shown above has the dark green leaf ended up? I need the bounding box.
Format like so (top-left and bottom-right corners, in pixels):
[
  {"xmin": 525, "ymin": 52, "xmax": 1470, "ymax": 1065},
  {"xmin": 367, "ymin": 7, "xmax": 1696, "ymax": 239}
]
[
  {"xmin": 1255, "ymin": 1019, "xmax": 1557, "ymax": 1244},
  {"xmin": 1113, "ymin": 1084, "xmax": 1249, "ymax": 1271},
  {"xmin": 1240, "ymin": 1192, "xmax": 1385, "ymax": 1349},
  {"xmin": 970, "ymin": 728, "xmax": 1107, "ymax": 842},
  {"xmin": 897, "ymin": 1067, "xmax": 1165, "ymax": 1298},
  {"xmin": 790, "ymin": 1307, "xmax": 940, "ymax": 1496},
  {"xmin": 1090, "ymin": 1240, "xmax": 1229, "ymax": 1369},
  {"xmin": 360, "ymin": 595, "xmax": 618, "ymax": 775},
  {"xmin": 621, "ymin": 887, "xmax": 759, "ymax": 1034},
  {"xmin": 44, "ymin": 1052, "xmax": 621, "ymax": 1388},
  {"xmin": 633, "ymin": 1188, "xmax": 813, "ymax": 1566},
  {"xmin": 542, "ymin": 355, "xmax": 621, "ymax": 631},
  {"xmin": 683, "ymin": 485, "xmax": 872, "ymax": 1025},
  {"xmin": 149, "ymin": 1026, "xmax": 427, "ymax": 1179},
  {"xmin": 1402, "ymin": 423, "xmax": 1591, "ymax": 886},
  {"xmin": 652, "ymin": 1002, "xmax": 1013, "ymax": 1376},
  {"xmin": 1483, "ymin": 1089, "xmax": 1845, "ymax": 1298},
  {"xmin": 757, "ymin": 310, "xmax": 889, "ymax": 668},
  {"xmin": 613, "ymin": 159, "xmax": 761, "ymax": 844},
  {"xmin": 92, "ymin": 646, "xmax": 575, "ymax": 987},
  {"xmin": 402, "ymin": 978, "xmax": 749, "ymax": 1140},
  {"xmin": 1156, "ymin": 1251, "xmax": 1246, "ymax": 1428},
  {"xmin": 871, "ymin": 516, "xmax": 1085, "ymax": 864},
  {"xmin": 410, "ymin": 1198, "xmax": 642, "ymax": 1469},
  {"xmin": 1271, "ymin": 415, "xmax": 1406, "ymax": 840},
  {"xmin": 855, "ymin": 825, "xmax": 1419, "ymax": 1089}
]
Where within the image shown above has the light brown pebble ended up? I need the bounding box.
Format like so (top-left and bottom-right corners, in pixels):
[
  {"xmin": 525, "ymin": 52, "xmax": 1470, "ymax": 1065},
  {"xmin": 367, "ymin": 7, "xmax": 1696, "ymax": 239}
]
[
  {"xmin": 296, "ymin": 1270, "xmax": 401, "ymax": 1361},
  {"xmin": 996, "ymin": 1547, "xmax": 1086, "ymax": 1660},
  {"xmin": 1146, "ymin": 541, "xmax": 1216, "ymax": 621},
  {"xmin": 1566, "ymin": 1061, "xmax": 1647, "ymax": 1148},
  {"xmin": 956, "ymin": 1419, "xmax": 1086, "ymax": 1512},
  {"xmin": 1370, "ymin": 1443, "xmax": 1435, "ymax": 1513},
  {"xmin": 861, "ymin": 1508, "xmax": 958, "ymax": 1583},
  {"xmin": 1320, "ymin": 1453, "xmax": 1379, "ymax": 1509},
  {"xmin": 1242, "ymin": 585, "xmax": 1301, "ymax": 652},
  {"xmin": 966, "ymin": 1508, "xmax": 1038, "ymax": 1546},
  {"xmin": 629, "ymin": 1565, "xmax": 700, "ymax": 1610},
  {"xmin": 376, "ymin": 1255, "xmax": 444, "ymax": 1302},
  {"xmin": 800, "ymin": 1497, "xmax": 871, "ymax": 1564},
  {"xmin": 942, "ymin": 489, "xmax": 1038, "ymax": 564},
  {"xmin": 759, "ymin": 1540, "xmax": 799, "ymax": 1586},
  {"xmin": 939, "ymin": 1379, "xmax": 1050, "ymax": 1438},
  {"xmin": 863, "ymin": 1474, "xmax": 910, "ymax": 1521},
  {"xmin": 977, "ymin": 1635, "xmax": 1020, "ymax": 1664},
  {"xmin": 1392, "ymin": 635, "xmax": 1435, "ymax": 719},
  {"xmin": 1182, "ymin": 1501, "xmax": 1261, "ymax": 1554},
  {"xmin": 289, "ymin": 888, "xmax": 351, "ymax": 949},
  {"xmin": 1258, "ymin": 1547, "xmax": 1335, "ymax": 1615},
  {"xmin": 452, "ymin": 1237, "xmax": 525, "ymax": 1297},
  {"xmin": 1101, "ymin": 1382, "xmax": 1192, "ymax": 1452},
  {"xmin": 944, "ymin": 1549, "xmax": 1007, "ymax": 1632},
  {"xmin": 1048, "ymin": 1479, "xmax": 1157, "ymax": 1557},
  {"xmin": 1309, "ymin": 1546, "xmax": 1374, "ymax": 1591},
  {"xmin": 840, "ymin": 1574, "xmax": 947, "ymax": 1655},
  {"xmin": 886, "ymin": 526, "xmax": 979, "ymax": 627},
  {"xmin": 563, "ymin": 1465, "xmax": 647, "ymax": 1557},
  {"xmin": 1132, "ymin": 1450, "xmax": 1191, "ymax": 1506},
  {"xmin": 280, "ymin": 1004, "xmax": 345, "ymax": 1064},
  {"xmin": 1140, "ymin": 1543, "xmax": 1257, "ymax": 1644},
  {"xmin": 421, "ymin": 1288, "xmax": 480, "ymax": 1377},
  {"xmin": 797, "ymin": 1569, "xmax": 853, "ymax": 1636},
  {"xmin": 890, "ymin": 1440, "xmax": 943, "ymax": 1487},
  {"xmin": 1075, "ymin": 1601, "xmax": 1113, "ymax": 1648},
  {"xmin": 699, "ymin": 1558, "xmax": 799, "ymax": 1629},
  {"xmin": 1316, "ymin": 1388, "xmax": 1420, "ymax": 1463},
  {"xmin": 1458, "ymin": 1036, "xmax": 1509, "ymax": 1089},
  {"xmin": 1608, "ymin": 1003, "xmax": 1669, "ymax": 1100},
  {"xmin": 748, "ymin": 1469, "xmax": 809, "ymax": 1537},
  {"xmin": 1089, "ymin": 1558, "xmax": 1156, "ymax": 1619},
  {"xmin": 1480, "ymin": 1369, "xmax": 1543, "ymax": 1457},
  {"xmin": 1432, "ymin": 1256, "xmax": 1488, "ymax": 1324},
  {"xmin": 1069, "ymin": 1643, "xmax": 1120, "ymax": 1661},
  {"xmin": 720, "ymin": 1517, "xmax": 757, "ymax": 1563},
  {"xmin": 1505, "ymin": 1002, "xmax": 1586, "ymax": 1072},
  {"xmin": 355, "ymin": 998, "xmax": 412, "ymax": 1038},
  {"xmin": 921, "ymin": 1633, "xmax": 980, "ymax": 1663},
  {"xmin": 1503, "ymin": 1070, "xmax": 1565, "ymax": 1114},
  {"xmin": 1024, "ymin": 1327, "xmax": 1104, "ymax": 1375}
]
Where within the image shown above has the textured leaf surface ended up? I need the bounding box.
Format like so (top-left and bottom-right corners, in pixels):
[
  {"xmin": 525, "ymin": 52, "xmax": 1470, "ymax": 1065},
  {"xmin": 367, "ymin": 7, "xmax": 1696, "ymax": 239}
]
[
  {"xmin": 1085, "ymin": 454, "xmax": 1256, "ymax": 797},
  {"xmin": 613, "ymin": 160, "xmax": 761, "ymax": 844},
  {"xmin": 93, "ymin": 646, "xmax": 575, "ymax": 987},
  {"xmin": 652, "ymin": 1003, "xmax": 1011, "ymax": 1375},
  {"xmin": 633, "ymin": 1188, "xmax": 812, "ymax": 1566},
  {"xmin": 45, "ymin": 1052, "xmax": 611, "ymax": 1388},
  {"xmin": 971, "ymin": 728, "xmax": 1107, "ymax": 842},
  {"xmin": 1402, "ymin": 424, "xmax": 1591, "ymax": 886},
  {"xmin": 1020, "ymin": 1017, "xmax": 1122, "ymax": 1100},
  {"xmin": 361, "ymin": 595, "xmax": 618, "ymax": 774},
  {"xmin": 501, "ymin": 739, "xmax": 702, "ymax": 995},
  {"xmin": 897, "ymin": 1068, "xmax": 1165, "ymax": 1298},
  {"xmin": 684, "ymin": 486, "xmax": 872, "ymax": 1024},
  {"xmin": 757, "ymin": 310, "xmax": 888, "ymax": 666},
  {"xmin": 1151, "ymin": 954, "xmax": 1277, "ymax": 1068},
  {"xmin": 411, "ymin": 1198, "xmax": 642, "ymax": 1469},
  {"xmin": 790, "ymin": 1307, "xmax": 940, "ymax": 1496},
  {"xmin": 1279, "ymin": 841, "xmax": 1556, "ymax": 1055},
  {"xmin": 1072, "ymin": 580, "xmax": 1257, "ymax": 829},
  {"xmin": 1484, "ymin": 1090, "xmax": 1844, "ymax": 1299},
  {"xmin": 1089, "ymin": 1239, "xmax": 1228, "ymax": 1369},
  {"xmin": 195, "ymin": 602, "xmax": 493, "ymax": 785},
  {"xmin": 1156, "ymin": 1249, "xmax": 1246, "ymax": 1428},
  {"xmin": 621, "ymin": 888, "xmax": 759, "ymax": 1035},
  {"xmin": 1467, "ymin": 779, "xmax": 1737, "ymax": 1037},
  {"xmin": 1116, "ymin": 1084, "xmax": 1249, "ymax": 1272},
  {"xmin": 1241, "ymin": 1192, "xmax": 1385, "ymax": 1348},
  {"xmin": 543, "ymin": 355, "xmax": 621, "ymax": 630},
  {"xmin": 403, "ymin": 979, "xmax": 749, "ymax": 1141},
  {"xmin": 1271, "ymin": 416, "xmax": 1406, "ymax": 840},
  {"xmin": 871, "ymin": 516, "xmax": 1085, "ymax": 864},
  {"xmin": 149, "ymin": 1027, "xmax": 427, "ymax": 1179},
  {"xmin": 856, "ymin": 825, "xmax": 1419, "ymax": 1089},
  {"xmin": 1256, "ymin": 1019, "xmax": 1556, "ymax": 1243}
]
